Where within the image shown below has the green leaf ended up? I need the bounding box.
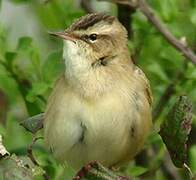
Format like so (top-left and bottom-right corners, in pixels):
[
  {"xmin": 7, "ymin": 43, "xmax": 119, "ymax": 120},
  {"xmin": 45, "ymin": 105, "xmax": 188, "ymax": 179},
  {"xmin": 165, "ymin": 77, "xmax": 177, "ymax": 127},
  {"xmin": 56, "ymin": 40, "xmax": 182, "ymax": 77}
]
[
  {"xmin": 17, "ymin": 37, "xmax": 32, "ymax": 51},
  {"xmin": 186, "ymin": 63, "xmax": 196, "ymax": 80},
  {"xmin": 159, "ymin": 96, "xmax": 193, "ymax": 168},
  {"xmin": 0, "ymin": 74, "xmax": 19, "ymax": 102},
  {"xmin": 4, "ymin": 51, "xmax": 17, "ymax": 69},
  {"xmin": 29, "ymin": 48, "xmax": 42, "ymax": 79},
  {"xmin": 20, "ymin": 113, "xmax": 44, "ymax": 134},
  {"xmin": 190, "ymin": 9, "xmax": 196, "ymax": 26},
  {"xmin": 5, "ymin": 52, "xmax": 17, "ymax": 62},
  {"xmin": 161, "ymin": 0, "xmax": 178, "ymax": 21},
  {"xmin": 42, "ymin": 51, "xmax": 63, "ymax": 84},
  {"xmin": 26, "ymin": 82, "xmax": 49, "ymax": 102},
  {"xmin": 0, "ymin": 63, "xmax": 8, "ymax": 75},
  {"xmin": 189, "ymin": 145, "xmax": 196, "ymax": 173},
  {"xmin": 147, "ymin": 63, "xmax": 169, "ymax": 83},
  {"xmin": 129, "ymin": 166, "xmax": 148, "ymax": 177}
]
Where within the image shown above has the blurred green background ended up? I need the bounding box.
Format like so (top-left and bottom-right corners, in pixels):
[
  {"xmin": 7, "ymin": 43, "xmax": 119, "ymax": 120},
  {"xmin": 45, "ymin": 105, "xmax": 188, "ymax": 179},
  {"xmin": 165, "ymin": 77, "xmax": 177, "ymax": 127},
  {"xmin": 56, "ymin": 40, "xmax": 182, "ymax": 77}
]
[{"xmin": 0, "ymin": 0, "xmax": 195, "ymax": 179}]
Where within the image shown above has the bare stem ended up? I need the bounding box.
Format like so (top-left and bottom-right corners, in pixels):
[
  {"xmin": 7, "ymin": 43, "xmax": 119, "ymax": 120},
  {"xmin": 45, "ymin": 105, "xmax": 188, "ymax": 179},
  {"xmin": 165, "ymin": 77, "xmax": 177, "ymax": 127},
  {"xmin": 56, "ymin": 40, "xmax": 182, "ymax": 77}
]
[
  {"xmin": 27, "ymin": 135, "xmax": 50, "ymax": 180},
  {"xmin": 27, "ymin": 135, "xmax": 40, "ymax": 166}
]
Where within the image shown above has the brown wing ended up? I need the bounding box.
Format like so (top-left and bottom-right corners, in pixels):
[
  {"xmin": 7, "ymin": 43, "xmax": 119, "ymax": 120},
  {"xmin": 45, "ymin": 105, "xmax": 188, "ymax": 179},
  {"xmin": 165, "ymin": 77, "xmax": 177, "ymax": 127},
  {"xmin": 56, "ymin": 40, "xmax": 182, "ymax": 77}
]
[{"xmin": 133, "ymin": 66, "xmax": 153, "ymax": 106}]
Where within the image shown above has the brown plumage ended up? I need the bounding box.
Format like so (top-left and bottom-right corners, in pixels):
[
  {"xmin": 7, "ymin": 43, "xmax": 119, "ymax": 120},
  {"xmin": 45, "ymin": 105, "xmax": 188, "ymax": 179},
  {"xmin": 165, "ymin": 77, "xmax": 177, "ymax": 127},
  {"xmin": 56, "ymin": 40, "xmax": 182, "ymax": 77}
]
[
  {"xmin": 69, "ymin": 13, "xmax": 115, "ymax": 31},
  {"xmin": 44, "ymin": 13, "xmax": 152, "ymax": 171}
]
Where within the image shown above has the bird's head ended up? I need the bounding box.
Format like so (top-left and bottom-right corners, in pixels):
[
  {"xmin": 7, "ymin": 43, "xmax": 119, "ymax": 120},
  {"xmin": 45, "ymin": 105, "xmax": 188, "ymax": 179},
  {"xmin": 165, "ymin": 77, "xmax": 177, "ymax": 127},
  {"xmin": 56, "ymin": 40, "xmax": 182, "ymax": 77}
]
[{"xmin": 50, "ymin": 13, "xmax": 130, "ymax": 72}]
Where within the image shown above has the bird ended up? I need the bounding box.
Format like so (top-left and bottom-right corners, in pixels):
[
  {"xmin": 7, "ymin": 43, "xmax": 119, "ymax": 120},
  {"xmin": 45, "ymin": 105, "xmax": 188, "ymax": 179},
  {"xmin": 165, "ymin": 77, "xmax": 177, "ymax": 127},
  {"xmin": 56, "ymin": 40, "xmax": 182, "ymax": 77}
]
[{"xmin": 44, "ymin": 13, "xmax": 152, "ymax": 171}]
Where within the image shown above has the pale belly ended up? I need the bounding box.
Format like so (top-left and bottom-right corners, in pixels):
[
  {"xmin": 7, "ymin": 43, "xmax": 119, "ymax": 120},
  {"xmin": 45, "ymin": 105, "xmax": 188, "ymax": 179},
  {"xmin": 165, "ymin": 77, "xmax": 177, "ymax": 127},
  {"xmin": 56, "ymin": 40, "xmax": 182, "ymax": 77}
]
[{"xmin": 44, "ymin": 88, "xmax": 151, "ymax": 170}]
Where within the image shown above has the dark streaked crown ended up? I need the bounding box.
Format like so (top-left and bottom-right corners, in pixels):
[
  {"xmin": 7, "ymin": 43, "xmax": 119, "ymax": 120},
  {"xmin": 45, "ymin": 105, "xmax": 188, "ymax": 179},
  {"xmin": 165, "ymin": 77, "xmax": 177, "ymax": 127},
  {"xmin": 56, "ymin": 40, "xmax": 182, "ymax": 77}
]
[{"xmin": 69, "ymin": 13, "xmax": 116, "ymax": 31}]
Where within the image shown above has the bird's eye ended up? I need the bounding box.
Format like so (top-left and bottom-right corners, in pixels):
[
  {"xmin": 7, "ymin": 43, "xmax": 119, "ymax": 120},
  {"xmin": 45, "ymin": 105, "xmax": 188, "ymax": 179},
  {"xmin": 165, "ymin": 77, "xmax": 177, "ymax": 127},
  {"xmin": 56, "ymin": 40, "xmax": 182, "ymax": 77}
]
[{"xmin": 89, "ymin": 34, "xmax": 97, "ymax": 41}]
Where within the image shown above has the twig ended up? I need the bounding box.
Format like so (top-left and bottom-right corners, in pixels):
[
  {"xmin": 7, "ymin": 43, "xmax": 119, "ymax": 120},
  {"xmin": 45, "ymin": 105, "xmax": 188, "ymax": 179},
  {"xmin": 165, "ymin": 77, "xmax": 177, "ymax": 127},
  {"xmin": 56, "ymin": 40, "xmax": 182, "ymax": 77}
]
[
  {"xmin": 138, "ymin": 0, "xmax": 196, "ymax": 64},
  {"xmin": 137, "ymin": 147, "xmax": 180, "ymax": 179},
  {"xmin": 27, "ymin": 135, "xmax": 40, "ymax": 166},
  {"xmin": 160, "ymin": 154, "xmax": 181, "ymax": 180},
  {"xmin": 98, "ymin": 0, "xmax": 196, "ymax": 64},
  {"xmin": 98, "ymin": 0, "xmax": 137, "ymax": 7},
  {"xmin": 27, "ymin": 135, "xmax": 50, "ymax": 180}
]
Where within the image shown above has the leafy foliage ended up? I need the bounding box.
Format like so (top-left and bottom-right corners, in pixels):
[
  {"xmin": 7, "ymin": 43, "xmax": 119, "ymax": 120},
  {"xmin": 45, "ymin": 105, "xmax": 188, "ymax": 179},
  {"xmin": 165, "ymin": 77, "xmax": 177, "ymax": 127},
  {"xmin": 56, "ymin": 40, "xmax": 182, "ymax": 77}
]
[
  {"xmin": 20, "ymin": 113, "xmax": 44, "ymax": 134},
  {"xmin": 160, "ymin": 96, "xmax": 192, "ymax": 168},
  {"xmin": 0, "ymin": 0, "xmax": 195, "ymax": 179}
]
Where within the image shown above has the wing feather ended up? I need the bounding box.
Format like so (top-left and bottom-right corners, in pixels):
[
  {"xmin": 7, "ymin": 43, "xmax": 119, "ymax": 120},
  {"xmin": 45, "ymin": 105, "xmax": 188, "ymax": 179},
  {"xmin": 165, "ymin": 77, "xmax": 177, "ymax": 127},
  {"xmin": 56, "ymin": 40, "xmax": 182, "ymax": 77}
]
[{"xmin": 133, "ymin": 66, "xmax": 153, "ymax": 106}]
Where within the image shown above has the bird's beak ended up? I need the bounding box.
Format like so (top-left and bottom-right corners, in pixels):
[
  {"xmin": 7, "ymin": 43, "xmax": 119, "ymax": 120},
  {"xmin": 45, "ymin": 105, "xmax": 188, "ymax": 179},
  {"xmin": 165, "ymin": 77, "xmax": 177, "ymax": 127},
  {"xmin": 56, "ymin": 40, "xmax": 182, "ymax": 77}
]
[{"xmin": 49, "ymin": 31, "xmax": 77, "ymax": 43}]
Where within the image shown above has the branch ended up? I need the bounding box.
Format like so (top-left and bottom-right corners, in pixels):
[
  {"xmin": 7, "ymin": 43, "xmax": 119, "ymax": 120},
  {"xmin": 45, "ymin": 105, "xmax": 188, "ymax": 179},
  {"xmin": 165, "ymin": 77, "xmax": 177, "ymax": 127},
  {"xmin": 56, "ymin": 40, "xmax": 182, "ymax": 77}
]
[
  {"xmin": 27, "ymin": 135, "xmax": 50, "ymax": 180},
  {"xmin": 98, "ymin": 0, "xmax": 196, "ymax": 64},
  {"xmin": 27, "ymin": 135, "xmax": 40, "ymax": 166},
  {"xmin": 160, "ymin": 154, "xmax": 181, "ymax": 180},
  {"xmin": 138, "ymin": 0, "xmax": 196, "ymax": 64},
  {"xmin": 98, "ymin": 0, "xmax": 137, "ymax": 7}
]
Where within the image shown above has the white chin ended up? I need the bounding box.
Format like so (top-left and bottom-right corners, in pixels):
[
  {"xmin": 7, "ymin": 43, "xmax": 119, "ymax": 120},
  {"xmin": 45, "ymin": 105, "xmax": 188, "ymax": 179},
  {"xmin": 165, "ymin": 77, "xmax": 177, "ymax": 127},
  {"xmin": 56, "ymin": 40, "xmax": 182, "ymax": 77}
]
[
  {"xmin": 63, "ymin": 41, "xmax": 78, "ymax": 58},
  {"xmin": 63, "ymin": 41, "xmax": 90, "ymax": 75}
]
